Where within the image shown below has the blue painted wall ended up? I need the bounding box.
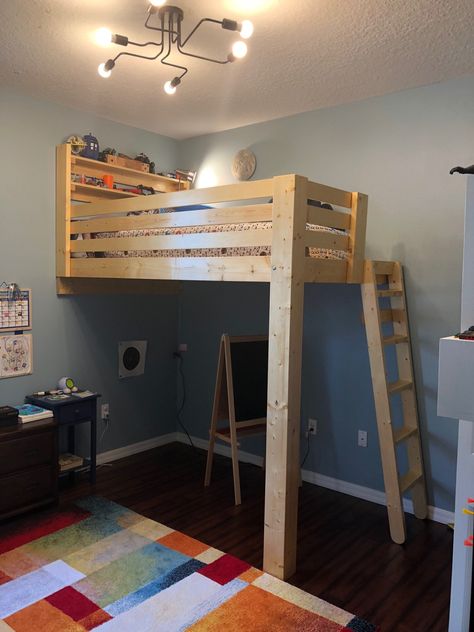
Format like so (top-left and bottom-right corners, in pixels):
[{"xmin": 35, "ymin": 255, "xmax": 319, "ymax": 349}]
[
  {"xmin": 0, "ymin": 89, "xmax": 180, "ymax": 453},
  {"xmin": 178, "ymin": 75, "xmax": 474, "ymax": 511},
  {"xmin": 2, "ymin": 75, "xmax": 473, "ymax": 511}
]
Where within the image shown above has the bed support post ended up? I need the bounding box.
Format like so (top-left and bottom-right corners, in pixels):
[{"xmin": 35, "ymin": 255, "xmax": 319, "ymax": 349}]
[
  {"xmin": 263, "ymin": 174, "xmax": 307, "ymax": 580},
  {"xmin": 56, "ymin": 143, "xmax": 71, "ymax": 278},
  {"xmin": 346, "ymin": 192, "xmax": 368, "ymax": 283}
]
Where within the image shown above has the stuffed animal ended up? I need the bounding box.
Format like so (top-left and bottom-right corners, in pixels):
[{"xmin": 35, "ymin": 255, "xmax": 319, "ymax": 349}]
[{"xmin": 450, "ymin": 164, "xmax": 474, "ymax": 175}]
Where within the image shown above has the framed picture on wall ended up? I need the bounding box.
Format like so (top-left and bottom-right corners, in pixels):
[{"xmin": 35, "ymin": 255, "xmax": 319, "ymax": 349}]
[{"xmin": 0, "ymin": 333, "xmax": 33, "ymax": 379}]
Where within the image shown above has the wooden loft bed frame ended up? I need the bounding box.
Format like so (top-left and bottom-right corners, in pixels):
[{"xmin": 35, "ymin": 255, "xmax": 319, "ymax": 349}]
[
  {"xmin": 55, "ymin": 143, "xmax": 428, "ymax": 580},
  {"xmin": 56, "ymin": 144, "xmax": 367, "ymax": 287}
]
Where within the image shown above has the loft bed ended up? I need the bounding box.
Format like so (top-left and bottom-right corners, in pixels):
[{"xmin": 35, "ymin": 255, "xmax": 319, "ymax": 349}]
[{"xmin": 55, "ymin": 144, "xmax": 428, "ymax": 580}]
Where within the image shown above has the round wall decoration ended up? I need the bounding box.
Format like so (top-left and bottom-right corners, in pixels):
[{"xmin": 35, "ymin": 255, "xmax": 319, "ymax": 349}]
[{"xmin": 232, "ymin": 149, "xmax": 256, "ymax": 181}]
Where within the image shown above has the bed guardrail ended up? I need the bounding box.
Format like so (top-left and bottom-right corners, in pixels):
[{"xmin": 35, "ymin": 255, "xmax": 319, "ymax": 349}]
[{"xmin": 57, "ymin": 145, "xmax": 367, "ymax": 286}]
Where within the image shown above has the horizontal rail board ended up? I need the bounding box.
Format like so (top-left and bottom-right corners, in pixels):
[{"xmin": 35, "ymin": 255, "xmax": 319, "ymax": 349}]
[
  {"xmin": 70, "ymin": 205, "xmax": 273, "ymax": 234},
  {"xmin": 305, "ymin": 230, "xmax": 349, "ymax": 252},
  {"xmin": 71, "ymin": 179, "xmax": 273, "ymax": 219},
  {"xmin": 304, "ymin": 258, "xmax": 348, "ymax": 283},
  {"xmin": 57, "ymin": 277, "xmax": 181, "ymax": 295},
  {"xmin": 70, "ymin": 255, "xmax": 271, "ymax": 282},
  {"xmin": 71, "ymin": 183, "xmax": 138, "ymax": 198},
  {"xmin": 306, "ymin": 206, "xmax": 351, "ymax": 231},
  {"xmin": 70, "ymin": 229, "xmax": 272, "ymax": 253},
  {"xmin": 71, "ymin": 193, "xmax": 106, "ymax": 203},
  {"xmin": 307, "ymin": 181, "xmax": 353, "ymax": 209}
]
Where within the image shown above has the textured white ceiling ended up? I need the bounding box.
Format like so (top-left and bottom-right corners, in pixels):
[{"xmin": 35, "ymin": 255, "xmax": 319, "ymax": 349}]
[{"xmin": 1, "ymin": 0, "xmax": 473, "ymax": 139}]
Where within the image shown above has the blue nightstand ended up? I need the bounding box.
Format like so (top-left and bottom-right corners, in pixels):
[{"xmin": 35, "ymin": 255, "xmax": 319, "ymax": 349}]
[{"xmin": 26, "ymin": 393, "xmax": 100, "ymax": 484}]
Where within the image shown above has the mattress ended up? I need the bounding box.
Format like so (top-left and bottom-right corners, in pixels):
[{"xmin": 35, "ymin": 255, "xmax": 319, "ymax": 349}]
[{"xmin": 74, "ymin": 213, "xmax": 348, "ymax": 261}]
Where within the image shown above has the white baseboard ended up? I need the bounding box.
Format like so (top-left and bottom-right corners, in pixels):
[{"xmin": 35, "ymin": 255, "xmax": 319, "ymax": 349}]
[
  {"xmin": 97, "ymin": 433, "xmax": 178, "ymax": 465},
  {"xmin": 97, "ymin": 432, "xmax": 454, "ymax": 526},
  {"xmin": 176, "ymin": 432, "xmax": 454, "ymax": 525}
]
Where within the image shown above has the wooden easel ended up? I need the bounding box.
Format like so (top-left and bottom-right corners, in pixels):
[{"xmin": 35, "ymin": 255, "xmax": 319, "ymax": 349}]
[{"xmin": 204, "ymin": 334, "xmax": 268, "ymax": 505}]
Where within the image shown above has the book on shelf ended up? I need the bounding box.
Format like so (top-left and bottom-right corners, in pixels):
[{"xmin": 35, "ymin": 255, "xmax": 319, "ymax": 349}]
[
  {"xmin": 59, "ymin": 453, "xmax": 84, "ymax": 472},
  {"xmin": 15, "ymin": 404, "xmax": 53, "ymax": 423}
]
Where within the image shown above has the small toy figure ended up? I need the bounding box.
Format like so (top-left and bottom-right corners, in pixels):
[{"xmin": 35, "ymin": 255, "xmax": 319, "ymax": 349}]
[
  {"xmin": 81, "ymin": 133, "xmax": 100, "ymax": 160},
  {"xmin": 99, "ymin": 147, "xmax": 117, "ymax": 162},
  {"xmin": 135, "ymin": 153, "xmax": 156, "ymax": 173}
]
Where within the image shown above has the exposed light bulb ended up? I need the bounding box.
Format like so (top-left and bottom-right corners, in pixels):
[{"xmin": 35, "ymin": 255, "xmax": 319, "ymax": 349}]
[
  {"xmin": 98, "ymin": 62, "xmax": 112, "ymax": 78},
  {"xmin": 231, "ymin": 40, "xmax": 248, "ymax": 59},
  {"xmin": 95, "ymin": 27, "xmax": 113, "ymax": 47},
  {"xmin": 150, "ymin": 0, "xmax": 166, "ymax": 6},
  {"xmin": 164, "ymin": 80, "xmax": 177, "ymax": 95},
  {"xmin": 240, "ymin": 20, "xmax": 254, "ymax": 39}
]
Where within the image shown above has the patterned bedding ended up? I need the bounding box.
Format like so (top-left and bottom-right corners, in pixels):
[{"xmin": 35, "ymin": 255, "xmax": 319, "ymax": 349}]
[{"xmin": 74, "ymin": 211, "xmax": 348, "ymax": 261}]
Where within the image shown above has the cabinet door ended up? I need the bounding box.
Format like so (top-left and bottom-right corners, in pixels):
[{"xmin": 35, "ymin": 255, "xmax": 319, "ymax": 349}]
[
  {"xmin": 0, "ymin": 466, "xmax": 56, "ymax": 514},
  {"xmin": 0, "ymin": 431, "xmax": 55, "ymax": 476}
]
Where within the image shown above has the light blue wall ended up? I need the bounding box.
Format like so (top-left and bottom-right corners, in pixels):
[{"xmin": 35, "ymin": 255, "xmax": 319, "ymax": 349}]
[
  {"xmin": 2, "ymin": 76, "xmax": 473, "ymax": 510},
  {"xmin": 0, "ymin": 89, "xmax": 180, "ymax": 453},
  {"xmin": 178, "ymin": 75, "xmax": 474, "ymax": 511}
]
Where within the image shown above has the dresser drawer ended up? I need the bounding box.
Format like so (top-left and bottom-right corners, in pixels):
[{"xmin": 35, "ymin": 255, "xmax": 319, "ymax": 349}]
[
  {"xmin": 57, "ymin": 401, "xmax": 95, "ymax": 424},
  {"xmin": 0, "ymin": 431, "xmax": 55, "ymax": 476},
  {"xmin": 0, "ymin": 466, "xmax": 56, "ymax": 514}
]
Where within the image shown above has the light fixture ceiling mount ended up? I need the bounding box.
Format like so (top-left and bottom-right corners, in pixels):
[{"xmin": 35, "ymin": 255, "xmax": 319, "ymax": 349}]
[{"xmin": 95, "ymin": 1, "xmax": 253, "ymax": 95}]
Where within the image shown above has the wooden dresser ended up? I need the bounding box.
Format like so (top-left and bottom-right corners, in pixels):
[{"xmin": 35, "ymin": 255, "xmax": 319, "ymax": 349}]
[{"xmin": 0, "ymin": 418, "xmax": 58, "ymax": 521}]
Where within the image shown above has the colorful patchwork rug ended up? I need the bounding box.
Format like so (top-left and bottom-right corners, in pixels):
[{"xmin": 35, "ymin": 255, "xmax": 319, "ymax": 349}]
[{"xmin": 0, "ymin": 497, "xmax": 377, "ymax": 631}]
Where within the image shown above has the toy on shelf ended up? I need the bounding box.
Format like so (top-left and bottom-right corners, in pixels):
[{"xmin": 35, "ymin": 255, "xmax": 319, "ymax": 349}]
[
  {"xmin": 81, "ymin": 133, "xmax": 100, "ymax": 160},
  {"xmin": 58, "ymin": 376, "xmax": 78, "ymax": 394},
  {"xmin": 455, "ymin": 326, "xmax": 474, "ymax": 341},
  {"xmin": 134, "ymin": 153, "xmax": 156, "ymax": 174},
  {"xmin": 66, "ymin": 135, "xmax": 87, "ymax": 155},
  {"xmin": 71, "ymin": 171, "xmax": 157, "ymax": 196},
  {"xmin": 463, "ymin": 497, "xmax": 474, "ymax": 547}
]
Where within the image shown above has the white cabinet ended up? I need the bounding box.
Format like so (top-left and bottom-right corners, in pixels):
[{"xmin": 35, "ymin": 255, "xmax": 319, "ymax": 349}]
[
  {"xmin": 438, "ymin": 336, "xmax": 474, "ymax": 422},
  {"xmin": 441, "ymin": 176, "xmax": 474, "ymax": 632}
]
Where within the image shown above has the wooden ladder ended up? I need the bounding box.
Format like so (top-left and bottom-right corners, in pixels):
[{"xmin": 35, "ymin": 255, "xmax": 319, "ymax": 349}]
[{"xmin": 361, "ymin": 260, "xmax": 428, "ymax": 543}]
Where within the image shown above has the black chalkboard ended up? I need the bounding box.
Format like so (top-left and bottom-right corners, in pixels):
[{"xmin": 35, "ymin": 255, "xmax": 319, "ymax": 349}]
[{"xmin": 229, "ymin": 338, "xmax": 268, "ymax": 422}]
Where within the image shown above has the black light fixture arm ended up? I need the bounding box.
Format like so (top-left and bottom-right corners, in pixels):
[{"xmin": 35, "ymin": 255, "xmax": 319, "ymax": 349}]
[
  {"xmin": 160, "ymin": 20, "xmax": 189, "ymax": 79},
  {"xmin": 96, "ymin": 3, "xmax": 253, "ymax": 93}
]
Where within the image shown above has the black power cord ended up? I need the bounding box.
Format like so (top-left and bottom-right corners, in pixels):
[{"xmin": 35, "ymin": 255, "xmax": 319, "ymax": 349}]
[
  {"xmin": 300, "ymin": 432, "xmax": 311, "ymax": 468},
  {"xmin": 173, "ymin": 352, "xmax": 196, "ymax": 451}
]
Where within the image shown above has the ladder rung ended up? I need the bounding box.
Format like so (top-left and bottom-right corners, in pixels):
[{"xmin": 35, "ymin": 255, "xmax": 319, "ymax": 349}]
[
  {"xmin": 393, "ymin": 426, "xmax": 418, "ymax": 444},
  {"xmin": 376, "ymin": 309, "xmax": 406, "ymax": 324},
  {"xmin": 399, "ymin": 469, "xmax": 423, "ymax": 493},
  {"xmin": 377, "ymin": 289, "xmax": 403, "ymax": 298},
  {"xmin": 373, "ymin": 261, "xmax": 395, "ymax": 275},
  {"xmin": 388, "ymin": 379, "xmax": 413, "ymax": 394},
  {"xmin": 382, "ymin": 334, "xmax": 408, "ymax": 345}
]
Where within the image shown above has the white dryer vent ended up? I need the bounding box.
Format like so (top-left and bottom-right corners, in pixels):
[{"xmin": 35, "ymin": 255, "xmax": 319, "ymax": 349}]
[{"xmin": 118, "ymin": 340, "xmax": 147, "ymax": 379}]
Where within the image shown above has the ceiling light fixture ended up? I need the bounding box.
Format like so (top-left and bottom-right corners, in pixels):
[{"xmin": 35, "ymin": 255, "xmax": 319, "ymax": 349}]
[{"xmin": 95, "ymin": 2, "xmax": 253, "ymax": 94}]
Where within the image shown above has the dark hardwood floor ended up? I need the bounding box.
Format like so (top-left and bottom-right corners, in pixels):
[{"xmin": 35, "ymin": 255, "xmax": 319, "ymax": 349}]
[{"xmin": 58, "ymin": 442, "xmax": 451, "ymax": 631}]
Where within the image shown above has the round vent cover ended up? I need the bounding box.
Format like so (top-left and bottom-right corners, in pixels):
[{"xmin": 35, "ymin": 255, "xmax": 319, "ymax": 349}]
[{"xmin": 118, "ymin": 341, "xmax": 147, "ymax": 378}]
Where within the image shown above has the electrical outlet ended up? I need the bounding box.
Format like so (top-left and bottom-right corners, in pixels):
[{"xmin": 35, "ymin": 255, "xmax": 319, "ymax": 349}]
[
  {"xmin": 307, "ymin": 418, "xmax": 318, "ymax": 436},
  {"xmin": 101, "ymin": 404, "xmax": 110, "ymax": 421},
  {"xmin": 358, "ymin": 430, "xmax": 368, "ymax": 447}
]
